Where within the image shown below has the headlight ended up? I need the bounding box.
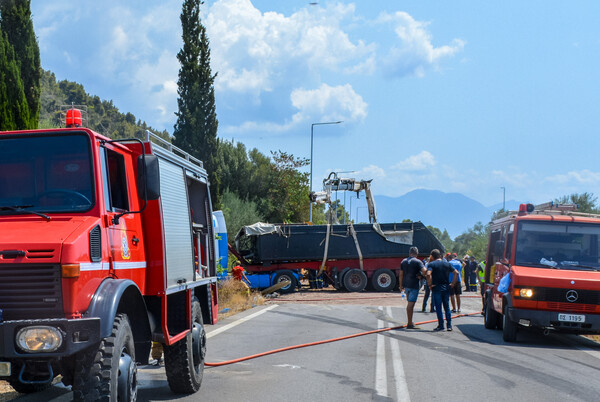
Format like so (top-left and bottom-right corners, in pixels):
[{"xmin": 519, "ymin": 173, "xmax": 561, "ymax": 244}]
[
  {"xmin": 519, "ymin": 288, "xmax": 534, "ymax": 298},
  {"xmin": 16, "ymin": 326, "xmax": 63, "ymax": 353}
]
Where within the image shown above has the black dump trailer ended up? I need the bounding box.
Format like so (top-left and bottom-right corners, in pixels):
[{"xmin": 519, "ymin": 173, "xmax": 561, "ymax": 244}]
[{"xmin": 232, "ymin": 221, "xmax": 444, "ymax": 293}]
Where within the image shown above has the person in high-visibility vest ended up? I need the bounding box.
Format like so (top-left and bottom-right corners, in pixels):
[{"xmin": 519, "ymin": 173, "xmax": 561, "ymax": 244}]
[{"xmin": 476, "ymin": 260, "xmax": 486, "ymax": 314}]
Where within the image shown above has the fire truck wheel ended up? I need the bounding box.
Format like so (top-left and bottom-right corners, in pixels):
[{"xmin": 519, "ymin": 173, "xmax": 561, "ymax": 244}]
[
  {"xmin": 273, "ymin": 270, "xmax": 298, "ymax": 294},
  {"xmin": 72, "ymin": 313, "xmax": 137, "ymax": 401},
  {"xmin": 502, "ymin": 306, "xmax": 518, "ymax": 342},
  {"xmin": 371, "ymin": 269, "xmax": 397, "ymax": 292},
  {"xmin": 164, "ymin": 298, "xmax": 205, "ymax": 394},
  {"xmin": 343, "ymin": 269, "xmax": 367, "ymax": 292},
  {"xmin": 483, "ymin": 296, "xmax": 498, "ymax": 329}
]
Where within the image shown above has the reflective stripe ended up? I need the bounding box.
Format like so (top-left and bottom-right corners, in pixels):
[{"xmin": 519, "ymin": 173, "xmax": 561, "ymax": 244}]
[
  {"xmin": 80, "ymin": 262, "xmax": 109, "ymax": 271},
  {"xmin": 78, "ymin": 261, "xmax": 146, "ymax": 271},
  {"xmin": 113, "ymin": 261, "xmax": 147, "ymax": 270}
]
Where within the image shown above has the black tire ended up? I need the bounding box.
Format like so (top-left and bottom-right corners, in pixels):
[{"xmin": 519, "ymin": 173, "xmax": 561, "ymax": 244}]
[
  {"xmin": 164, "ymin": 298, "xmax": 205, "ymax": 394},
  {"xmin": 483, "ymin": 295, "xmax": 498, "ymax": 329},
  {"xmin": 502, "ymin": 306, "xmax": 518, "ymax": 342},
  {"xmin": 371, "ymin": 269, "xmax": 397, "ymax": 292},
  {"xmin": 343, "ymin": 268, "xmax": 367, "ymax": 292},
  {"xmin": 73, "ymin": 313, "xmax": 137, "ymax": 401},
  {"xmin": 272, "ymin": 270, "xmax": 298, "ymax": 294}
]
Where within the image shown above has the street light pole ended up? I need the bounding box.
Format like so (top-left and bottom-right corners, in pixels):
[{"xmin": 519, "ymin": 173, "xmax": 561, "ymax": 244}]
[
  {"xmin": 309, "ymin": 121, "xmax": 342, "ymax": 222},
  {"xmin": 501, "ymin": 186, "xmax": 506, "ymax": 211}
]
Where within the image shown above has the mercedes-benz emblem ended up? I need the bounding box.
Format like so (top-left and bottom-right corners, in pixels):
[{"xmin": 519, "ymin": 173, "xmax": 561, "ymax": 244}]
[{"xmin": 566, "ymin": 290, "xmax": 578, "ymax": 303}]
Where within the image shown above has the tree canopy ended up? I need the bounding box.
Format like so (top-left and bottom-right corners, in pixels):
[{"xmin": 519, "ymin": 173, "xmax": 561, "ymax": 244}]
[
  {"xmin": 173, "ymin": 0, "xmax": 220, "ymax": 207},
  {"xmin": 0, "ymin": 0, "xmax": 39, "ymax": 130}
]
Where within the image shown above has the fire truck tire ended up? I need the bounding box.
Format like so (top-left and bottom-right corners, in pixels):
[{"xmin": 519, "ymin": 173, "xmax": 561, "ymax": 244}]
[
  {"xmin": 164, "ymin": 298, "xmax": 205, "ymax": 394},
  {"xmin": 273, "ymin": 270, "xmax": 297, "ymax": 294},
  {"xmin": 483, "ymin": 296, "xmax": 498, "ymax": 329},
  {"xmin": 72, "ymin": 313, "xmax": 137, "ymax": 402},
  {"xmin": 371, "ymin": 269, "xmax": 396, "ymax": 292},
  {"xmin": 502, "ymin": 306, "xmax": 518, "ymax": 342},
  {"xmin": 343, "ymin": 269, "xmax": 367, "ymax": 292}
]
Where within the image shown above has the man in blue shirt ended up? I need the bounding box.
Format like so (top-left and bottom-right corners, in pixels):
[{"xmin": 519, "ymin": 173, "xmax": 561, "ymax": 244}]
[
  {"xmin": 448, "ymin": 253, "xmax": 463, "ymax": 312},
  {"xmin": 399, "ymin": 246, "xmax": 427, "ymax": 329},
  {"xmin": 427, "ymin": 249, "xmax": 459, "ymax": 331}
]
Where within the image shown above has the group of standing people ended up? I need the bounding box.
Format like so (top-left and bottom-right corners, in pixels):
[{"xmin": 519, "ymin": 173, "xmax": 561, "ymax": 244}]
[{"xmin": 400, "ymin": 247, "xmax": 485, "ymax": 332}]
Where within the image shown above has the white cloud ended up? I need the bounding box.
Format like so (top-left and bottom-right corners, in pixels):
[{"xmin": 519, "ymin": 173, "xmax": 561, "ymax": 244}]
[
  {"xmin": 378, "ymin": 11, "xmax": 465, "ymax": 78},
  {"xmin": 290, "ymin": 83, "xmax": 367, "ymax": 123},
  {"xmin": 205, "ymin": 0, "xmax": 374, "ymax": 95},
  {"xmin": 544, "ymin": 169, "xmax": 600, "ymax": 186},
  {"xmin": 392, "ymin": 150, "xmax": 436, "ymax": 172}
]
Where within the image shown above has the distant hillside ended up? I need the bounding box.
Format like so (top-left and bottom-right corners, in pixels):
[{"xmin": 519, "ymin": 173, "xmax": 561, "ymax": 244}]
[
  {"xmin": 374, "ymin": 189, "xmax": 520, "ymax": 238},
  {"xmin": 39, "ymin": 69, "xmax": 171, "ymax": 141}
]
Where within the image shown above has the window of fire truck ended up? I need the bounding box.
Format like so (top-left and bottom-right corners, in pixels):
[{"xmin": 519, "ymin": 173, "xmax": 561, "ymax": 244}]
[
  {"xmin": 100, "ymin": 147, "xmax": 129, "ymax": 212},
  {"xmin": 515, "ymin": 221, "xmax": 600, "ymax": 270},
  {"xmin": 0, "ymin": 133, "xmax": 94, "ymax": 213}
]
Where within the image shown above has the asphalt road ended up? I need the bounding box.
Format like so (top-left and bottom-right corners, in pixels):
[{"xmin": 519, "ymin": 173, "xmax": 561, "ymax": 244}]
[{"xmin": 12, "ymin": 298, "xmax": 600, "ymax": 402}]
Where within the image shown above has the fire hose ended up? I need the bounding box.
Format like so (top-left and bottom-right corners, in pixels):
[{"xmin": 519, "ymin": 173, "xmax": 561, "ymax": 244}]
[{"xmin": 205, "ymin": 312, "xmax": 481, "ymax": 367}]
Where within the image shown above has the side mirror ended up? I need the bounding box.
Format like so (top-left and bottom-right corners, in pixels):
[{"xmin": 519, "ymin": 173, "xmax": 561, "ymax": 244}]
[
  {"xmin": 494, "ymin": 240, "xmax": 505, "ymax": 257},
  {"xmin": 138, "ymin": 155, "xmax": 160, "ymax": 200}
]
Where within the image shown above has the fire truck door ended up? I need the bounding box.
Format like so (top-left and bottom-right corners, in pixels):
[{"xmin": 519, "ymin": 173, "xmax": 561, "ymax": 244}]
[{"xmin": 100, "ymin": 146, "xmax": 145, "ymax": 277}]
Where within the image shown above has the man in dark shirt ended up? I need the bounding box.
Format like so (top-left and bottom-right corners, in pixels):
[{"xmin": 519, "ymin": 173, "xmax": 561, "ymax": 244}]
[
  {"xmin": 399, "ymin": 246, "xmax": 427, "ymax": 329},
  {"xmin": 427, "ymin": 249, "xmax": 459, "ymax": 331}
]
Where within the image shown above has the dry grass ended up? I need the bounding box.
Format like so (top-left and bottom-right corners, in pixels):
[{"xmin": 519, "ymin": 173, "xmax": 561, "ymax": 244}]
[
  {"xmin": 0, "ymin": 382, "xmax": 19, "ymax": 401},
  {"xmin": 218, "ymin": 278, "xmax": 265, "ymax": 318}
]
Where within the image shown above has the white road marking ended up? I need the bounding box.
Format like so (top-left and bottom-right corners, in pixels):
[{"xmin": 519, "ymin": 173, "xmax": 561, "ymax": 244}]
[
  {"xmin": 375, "ymin": 306, "xmax": 388, "ymax": 397},
  {"xmin": 387, "ymin": 306, "xmax": 411, "ymax": 402},
  {"xmin": 206, "ymin": 305, "xmax": 278, "ymax": 339}
]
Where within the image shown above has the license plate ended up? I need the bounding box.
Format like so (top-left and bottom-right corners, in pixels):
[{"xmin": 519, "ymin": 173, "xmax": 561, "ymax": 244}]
[{"xmin": 558, "ymin": 313, "xmax": 585, "ymax": 323}]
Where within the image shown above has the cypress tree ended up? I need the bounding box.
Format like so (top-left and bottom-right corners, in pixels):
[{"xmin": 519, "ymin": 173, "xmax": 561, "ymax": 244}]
[
  {"xmin": 0, "ymin": 0, "xmax": 41, "ymax": 129},
  {"xmin": 173, "ymin": 0, "xmax": 220, "ymax": 206},
  {"xmin": 0, "ymin": 29, "xmax": 29, "ymax": 130}
]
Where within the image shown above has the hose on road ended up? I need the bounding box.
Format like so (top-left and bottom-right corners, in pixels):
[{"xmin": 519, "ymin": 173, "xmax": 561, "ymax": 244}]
[{"xmin": 205, "ymin": 312, "xmax": 481, "ymax": 367}]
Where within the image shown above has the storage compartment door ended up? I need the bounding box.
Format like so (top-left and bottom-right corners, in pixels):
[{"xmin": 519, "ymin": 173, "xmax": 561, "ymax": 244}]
[{"xmin": 158, "ymin": 158, "xmax": 194, "ymax": 288}]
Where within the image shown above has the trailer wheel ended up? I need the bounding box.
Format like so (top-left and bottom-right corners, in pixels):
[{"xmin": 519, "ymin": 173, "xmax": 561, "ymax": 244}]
[
  {"xmin": 72, "ymin": 313, "xmax": 137, "ymax": 401},
  {"xmin": 502, "ymin": 306, "xmax": 518, "ymax": 342},
  {"xmin": 343, "ymin": 269, "xmax": 367, "ymax": 292},
  {"xmin": 273, "ymin": 270, "xmax": 297, "ymax": 294},
  {"xmin": 164, "ymin": 298, "xmax": 205, "ymax": 394},
  {"xmin": 371, "ymin": 269, "xmax": 396, "ymax": 292},
  {"xmin": 483, "ymin": 295, "xmax": 498, "ymax": 329}
]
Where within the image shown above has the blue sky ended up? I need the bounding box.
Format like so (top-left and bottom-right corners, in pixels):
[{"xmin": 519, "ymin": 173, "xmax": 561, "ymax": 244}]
[{"xmin": 31, "ymin": 1, "xmax": 600, "ymax": 209}]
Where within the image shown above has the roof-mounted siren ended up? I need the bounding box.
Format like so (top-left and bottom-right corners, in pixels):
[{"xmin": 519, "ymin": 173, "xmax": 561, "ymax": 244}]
[
  {"xmin": 518, "ymin": 203, "xmax": 535, "ymax": 216},
  {"xmin": 60, "ymin": 104, "xmax": 88, "ymax": 128}
]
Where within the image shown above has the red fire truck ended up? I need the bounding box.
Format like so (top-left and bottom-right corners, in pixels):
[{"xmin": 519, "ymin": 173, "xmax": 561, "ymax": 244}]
[
  {"xmin": 0, "ymin": 109, "xmax": 218, "ymax": 400},
  {"xmin": 483, "ymin": 202, "xmax": 600, "ymax": 342}
]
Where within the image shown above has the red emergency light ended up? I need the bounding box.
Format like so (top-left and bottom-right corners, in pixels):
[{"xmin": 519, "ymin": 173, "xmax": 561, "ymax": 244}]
[
  {"xmin": 518, "ymin": 203, "xmax": 535, "ymax": 216},
  {"xmin": 66, "ymin": 108, "xmax": 83, "ymax": 128}
]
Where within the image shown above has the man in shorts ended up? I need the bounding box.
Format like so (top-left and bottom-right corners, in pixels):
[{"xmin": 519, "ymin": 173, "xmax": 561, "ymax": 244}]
[
  {"xmin": 448, "ymin": 253, "xmax": 462, "ymax": 312},
  {"xmin": 399, "ymin": 246, "xmax": 427, "ymax": 329}
]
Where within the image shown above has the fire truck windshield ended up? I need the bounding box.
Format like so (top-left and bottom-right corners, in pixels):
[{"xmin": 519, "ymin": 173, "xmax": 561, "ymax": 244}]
[
  {"xmin": 0, "ymin": 133, "xmax": 94, "ymax": 214},
  {"xmin": 515, "ymin": 220, "xmax": 600, "ymax": 270}
]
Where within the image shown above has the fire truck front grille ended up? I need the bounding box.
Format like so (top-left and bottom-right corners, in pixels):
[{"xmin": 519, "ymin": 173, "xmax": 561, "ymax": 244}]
[
  {"xmin": 546, "ymin": 302, "xmax": 597, "ymax": 312},
  {"xmin": 0, "ymin": 264, "xmax": 63, "ymax": 320},
  {"xmin": 540, "ymin": 287, "xmax": 600, "ymax": 305}
]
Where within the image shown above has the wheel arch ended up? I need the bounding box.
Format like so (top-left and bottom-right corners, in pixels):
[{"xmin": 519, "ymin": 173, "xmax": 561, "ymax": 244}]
[{"xmin": 85, "ymin": 278, "xmax": 152, "ymax": 362}]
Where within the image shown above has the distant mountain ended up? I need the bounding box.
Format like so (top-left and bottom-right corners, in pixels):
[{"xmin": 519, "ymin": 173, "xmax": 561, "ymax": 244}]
[{"xmin": 373, "ymin": 189, "xmax": 520, "ymax": 239}]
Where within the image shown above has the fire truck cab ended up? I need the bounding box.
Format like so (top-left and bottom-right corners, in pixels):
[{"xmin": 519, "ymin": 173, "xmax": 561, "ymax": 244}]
[
  {"xmin": 0, "ymin": 117, "xmax": 218, "ymax": 400},
  {"xmin": 483, "ymin": 202, "xmax": 600, "ymax": 342}
]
